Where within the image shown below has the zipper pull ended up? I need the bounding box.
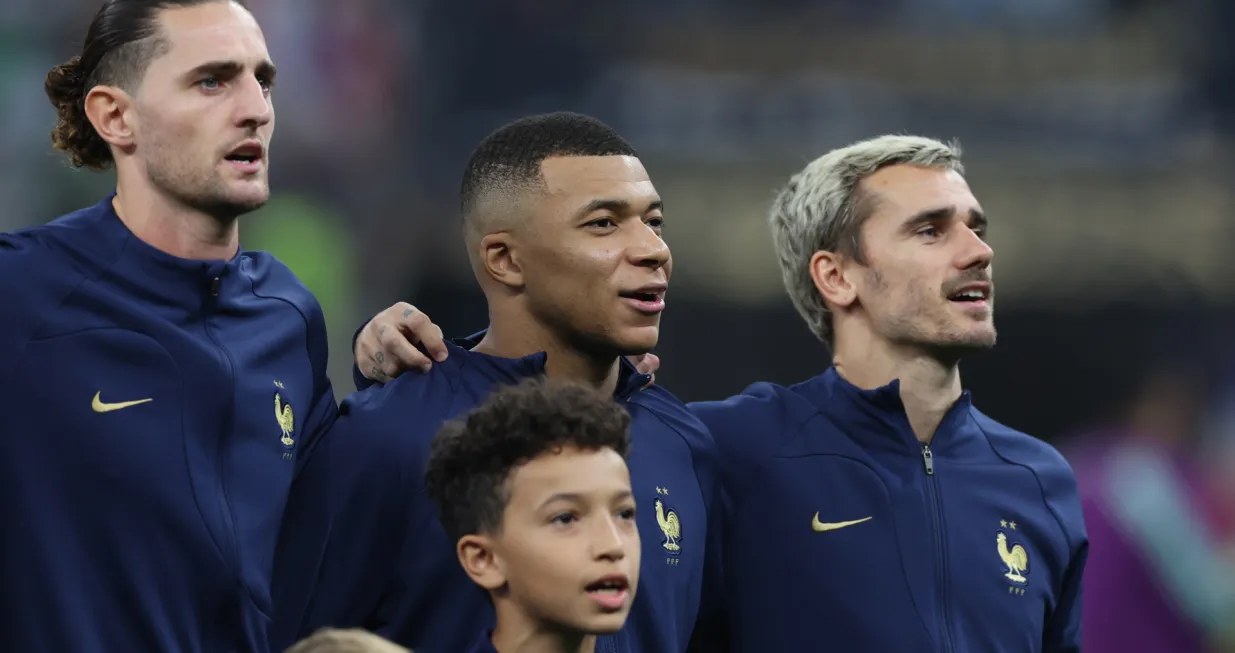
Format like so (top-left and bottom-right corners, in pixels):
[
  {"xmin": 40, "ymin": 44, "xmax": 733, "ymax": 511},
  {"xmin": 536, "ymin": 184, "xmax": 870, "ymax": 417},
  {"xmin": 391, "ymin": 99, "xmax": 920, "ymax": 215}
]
[{"xmin": 922, "ymin": 443, "xmax": 935, "ymax": 475}]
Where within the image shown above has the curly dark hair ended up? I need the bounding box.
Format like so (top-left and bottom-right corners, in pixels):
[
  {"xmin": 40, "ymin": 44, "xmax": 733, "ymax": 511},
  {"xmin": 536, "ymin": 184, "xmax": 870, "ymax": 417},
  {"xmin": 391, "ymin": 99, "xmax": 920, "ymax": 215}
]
[
  {"xmin": 424, "ymin": 377, "xmax": 633, "ymax": 543},
  {"xmin": 44, "ymin": 0, "xmax": 247, "ymax": 169},
  {"xmin": 459, "ymin": 111, "xmax": 637, "ymax": 229}
]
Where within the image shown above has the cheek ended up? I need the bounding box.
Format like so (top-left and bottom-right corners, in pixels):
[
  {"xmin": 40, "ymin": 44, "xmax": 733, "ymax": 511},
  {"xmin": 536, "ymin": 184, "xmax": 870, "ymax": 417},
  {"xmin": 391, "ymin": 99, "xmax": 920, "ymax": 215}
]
[
  {"xmin": 505, "ymin": 538, "xmax": 579, "ymax": 595},
  {"xmin": 527, "ymin": 246, "xmax": 618, "ymax": 303},
  {"xmin": 895, "ymin": 278, "xmax": 940, "ymax": 313},
  {"xmin": 573, "ymin": 246, "xmax": 624, "ymax": 299},
  {"xmin": 859, "ymin": 268, "xmax": 912, "ymax": 315},
  {"xmin": 142, "ymin": 113, "xmax": 205, "ymax": 158},
  {"xmin": 626, "ymin": 532, "xmax": 642, "ymax": 572}
]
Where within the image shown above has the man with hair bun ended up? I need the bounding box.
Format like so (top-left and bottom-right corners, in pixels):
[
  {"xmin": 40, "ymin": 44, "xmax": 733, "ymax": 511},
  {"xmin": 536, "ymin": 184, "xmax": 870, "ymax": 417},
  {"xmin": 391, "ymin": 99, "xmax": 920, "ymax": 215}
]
[{"xmin": 0, "ymin": 1, "xmax": 444, "ymax": 651}]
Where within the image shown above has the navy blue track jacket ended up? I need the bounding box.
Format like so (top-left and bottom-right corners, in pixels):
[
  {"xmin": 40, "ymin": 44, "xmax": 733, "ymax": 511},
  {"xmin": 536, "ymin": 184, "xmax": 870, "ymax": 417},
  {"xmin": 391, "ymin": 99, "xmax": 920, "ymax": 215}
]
[
  {"xmin": 271, "ymin": 336, "xmax": 716, "ymax": 653},
  {"xmin": 0, "ymin": 195, "xmax": 337, "ymax": 652},
  {"xmin": 686, "ymin": 368, "xmax": 1088, "ymax": 653}
]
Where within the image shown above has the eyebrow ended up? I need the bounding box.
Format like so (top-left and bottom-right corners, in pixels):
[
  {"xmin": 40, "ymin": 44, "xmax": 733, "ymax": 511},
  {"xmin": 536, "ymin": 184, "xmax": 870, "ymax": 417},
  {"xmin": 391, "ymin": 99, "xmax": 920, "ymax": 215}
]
[
  {"xmin": 183, "ymin": 59, "xmax": 277, "ymax": 82},
  {"xmin": 538, "ymin": 489, "xmax": 635, "ymax": 510},
  {"xmin": 574, "ymin": 198, "xmax": 664, "ymax": 220},
  {"xmin": 901, "ymin": 206, "xmax": 987, "ymax": 232}
]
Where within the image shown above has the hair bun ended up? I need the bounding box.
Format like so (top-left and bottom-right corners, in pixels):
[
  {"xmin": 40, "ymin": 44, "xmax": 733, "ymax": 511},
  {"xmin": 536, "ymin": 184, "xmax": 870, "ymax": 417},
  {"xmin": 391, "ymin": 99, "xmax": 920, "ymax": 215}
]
[
  {"xmin": 45, "ymin": 54, "xmax": 111, "ymax": 169},
  {"xmin": 45, "ymin": 55, "xmax": 87, "ymax": 108}
]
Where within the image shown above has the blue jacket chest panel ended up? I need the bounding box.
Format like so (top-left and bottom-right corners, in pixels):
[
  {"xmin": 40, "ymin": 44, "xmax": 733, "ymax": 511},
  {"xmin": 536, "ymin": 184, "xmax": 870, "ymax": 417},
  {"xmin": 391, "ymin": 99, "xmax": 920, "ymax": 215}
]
[{"xmin": 723, "ymin": 449, "xmax": 1062, "ymax": 653}]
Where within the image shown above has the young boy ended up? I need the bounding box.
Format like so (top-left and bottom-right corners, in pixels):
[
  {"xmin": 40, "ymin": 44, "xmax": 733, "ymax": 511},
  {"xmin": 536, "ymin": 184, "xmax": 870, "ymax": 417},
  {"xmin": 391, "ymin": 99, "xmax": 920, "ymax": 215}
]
[{"xmin": 425, "ymin": 378, "xmax": 641, "ymax": 653}]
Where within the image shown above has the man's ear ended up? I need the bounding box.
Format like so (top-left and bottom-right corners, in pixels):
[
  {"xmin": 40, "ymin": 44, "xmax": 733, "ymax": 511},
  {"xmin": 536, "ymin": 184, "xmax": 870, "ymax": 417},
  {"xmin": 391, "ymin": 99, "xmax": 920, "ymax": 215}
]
[
  {"xmin": 479, "ymin": 231, "xmax": 525, "ymax": 290},
  {"xmin": 84, "ymin": 85, "xmax": 137, "ymax": 154},
  {"xmin": 809, "ymin": 250, "xmax": 858, "ymax": 310},
  {"xmin": 458, "ymin": 534, "xmax": 506, "ymax": 591}
]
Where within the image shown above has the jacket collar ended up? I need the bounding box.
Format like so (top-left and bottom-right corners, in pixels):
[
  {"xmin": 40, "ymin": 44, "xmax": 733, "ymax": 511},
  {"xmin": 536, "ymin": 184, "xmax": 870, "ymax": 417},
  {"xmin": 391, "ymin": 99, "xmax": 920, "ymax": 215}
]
[{"xmin": 453, "ymin": 329, "xmax": 651, "ymax": 400}]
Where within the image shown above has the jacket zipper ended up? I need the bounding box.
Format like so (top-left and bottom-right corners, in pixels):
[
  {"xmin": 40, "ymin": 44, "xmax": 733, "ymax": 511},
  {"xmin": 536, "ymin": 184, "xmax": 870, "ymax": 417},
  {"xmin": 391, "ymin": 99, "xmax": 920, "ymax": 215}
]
[
  {"xmin": 204, "ymin": 276, "xmax": 242, "ymax": 578},
  {"xmin": 922, "ymin": 443, "xmax": 956, "ymax": 653}
]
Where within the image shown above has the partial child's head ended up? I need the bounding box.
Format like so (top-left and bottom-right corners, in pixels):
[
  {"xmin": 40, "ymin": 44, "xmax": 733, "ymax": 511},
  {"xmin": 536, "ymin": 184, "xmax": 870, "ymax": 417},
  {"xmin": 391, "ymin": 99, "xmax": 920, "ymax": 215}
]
[
  {"xmin": 46, "ymin": 0, "xmax": 275, "ymax": 218},
  {"xmin": 284, "ymin": 628, "xmax": 410, "ymax": 653},
  {"xmin": 460, "ymin": 112, "xmax": 670, "ymax": 357},
  {"xmin": 425, "ymin": 378, "xmax": 639, "ymax": 635}
]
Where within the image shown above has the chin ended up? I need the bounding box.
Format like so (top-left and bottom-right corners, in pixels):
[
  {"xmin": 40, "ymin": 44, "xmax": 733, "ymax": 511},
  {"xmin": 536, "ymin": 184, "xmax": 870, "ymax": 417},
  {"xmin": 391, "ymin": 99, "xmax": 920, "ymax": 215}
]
[
  {"xmin": 910, "ymin": 323, "xmax": 995, "ymax": 361},
  {"xmin": 199, "ymin": 188, "xmax": 269, "ymax": 218},
  {"xmin": 228, "ymin": 182, "xmax": 270, "ymax": 209},
  {"xmin": 611, "ymin": 325, "xmax": 660, "ymax": 356},
  {"xmin": 578, "ymin": 610, "xmax": 631, "ymax": 635},
  {"xmin": 966, "ymin": 324, "xmax": 998, "ymax": 349},
  {"xmin": 930, "ymin": 331, "xmax": 996, "ymax": 357}
]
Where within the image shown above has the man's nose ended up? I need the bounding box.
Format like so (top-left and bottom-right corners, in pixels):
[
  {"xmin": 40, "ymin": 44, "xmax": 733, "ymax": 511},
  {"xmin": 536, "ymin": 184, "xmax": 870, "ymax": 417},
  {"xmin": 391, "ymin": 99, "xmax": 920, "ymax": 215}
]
[
  {"xmin": 234, "ymin": 76, "xmax": 273, "ymax": 128},
  {"xmin": 627, "ymin": 224, "xmax": 670, "ymax": 270}
]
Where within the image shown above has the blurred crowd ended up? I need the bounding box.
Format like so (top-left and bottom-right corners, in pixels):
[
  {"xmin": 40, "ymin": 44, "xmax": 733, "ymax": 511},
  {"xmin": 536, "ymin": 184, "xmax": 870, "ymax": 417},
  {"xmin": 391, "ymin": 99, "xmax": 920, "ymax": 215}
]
[
  {"xmin": 1065, "ymin": 347, "xmax": 1235, "ymax": 650},
  {"xmin": 5, "ymin": 0, "xmax": 1235, "ymax": 649}
]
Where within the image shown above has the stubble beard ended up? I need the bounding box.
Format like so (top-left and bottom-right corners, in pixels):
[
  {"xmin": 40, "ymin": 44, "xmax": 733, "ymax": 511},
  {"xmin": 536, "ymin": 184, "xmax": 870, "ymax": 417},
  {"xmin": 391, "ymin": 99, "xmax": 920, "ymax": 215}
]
[
  {"xmin": 874, "ymin": 270, "xmax": 997, "ymax": 363},
  {"xmin": 145, "ymin": 145, "xmax": 268, "ymax": 223}
]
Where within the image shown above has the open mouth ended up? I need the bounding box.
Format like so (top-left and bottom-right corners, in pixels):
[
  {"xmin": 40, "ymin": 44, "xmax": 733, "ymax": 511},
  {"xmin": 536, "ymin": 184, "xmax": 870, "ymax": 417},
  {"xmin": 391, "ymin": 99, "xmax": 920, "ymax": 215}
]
[
  {"xmin": 621, "ymin": 291, "xmax": 661, "ymax": 303},
  {"xmin": 947, "ymin": 284, "xmax": 990, "ymax": 304},
  {"xmin": 224, "ymin": 142, "xmax": 264, "ymax": 166},
  {"xmin": 585, "ymin": 574, "xmax": 631, "ymax": 611},
  {"xmin": 619, "ymin": 284, "xmax": 667, "ymax": 314},
  {"xmin": 585, "ymin": 576, "xmax": 630, "ymax": 594}
]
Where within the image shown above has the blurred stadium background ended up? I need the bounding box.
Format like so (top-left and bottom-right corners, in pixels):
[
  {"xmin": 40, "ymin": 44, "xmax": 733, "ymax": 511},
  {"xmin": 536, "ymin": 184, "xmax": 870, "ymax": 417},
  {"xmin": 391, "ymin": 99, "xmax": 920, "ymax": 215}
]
[{"xmin": 4, "ymin": 0, "xmax": 1235, "ymax": 648}]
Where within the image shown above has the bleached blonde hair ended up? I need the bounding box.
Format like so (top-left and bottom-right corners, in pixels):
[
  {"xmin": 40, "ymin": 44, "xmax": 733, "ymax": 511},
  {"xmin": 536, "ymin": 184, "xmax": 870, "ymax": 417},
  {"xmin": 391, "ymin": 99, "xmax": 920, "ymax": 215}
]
[{"xmin": 768, "ymin": 135, "xmax": 964, "ymax": 345}]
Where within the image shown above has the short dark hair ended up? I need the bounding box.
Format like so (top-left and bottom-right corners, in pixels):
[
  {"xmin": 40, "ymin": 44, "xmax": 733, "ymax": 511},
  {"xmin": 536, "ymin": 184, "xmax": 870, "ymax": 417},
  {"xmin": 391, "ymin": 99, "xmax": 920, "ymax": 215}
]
[
  {"xmin": 44, "ymin": 0, "xmax": 248, "ymax": 170},
  {"xmin": 425, "ymin": 377, "xmax": 633, "ymax": 543},
  {"xmin": 459, "ymin": 111, "xmax": 638, "ymax": 227}
]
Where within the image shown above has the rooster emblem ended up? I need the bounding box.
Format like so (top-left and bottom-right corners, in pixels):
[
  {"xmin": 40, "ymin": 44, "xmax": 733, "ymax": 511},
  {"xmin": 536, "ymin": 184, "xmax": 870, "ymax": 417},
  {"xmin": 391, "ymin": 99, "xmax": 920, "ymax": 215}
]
[
  {"xmin": 275, "ymin": 392, "xmax": 295, "ymax": 448},
  {"xmin": 654, "ymin": 498, "xmax": 681, "ymax": 553},
  {"xmin": 997, "ymin": 531, "xmax": 1029, "ymax": 583}
]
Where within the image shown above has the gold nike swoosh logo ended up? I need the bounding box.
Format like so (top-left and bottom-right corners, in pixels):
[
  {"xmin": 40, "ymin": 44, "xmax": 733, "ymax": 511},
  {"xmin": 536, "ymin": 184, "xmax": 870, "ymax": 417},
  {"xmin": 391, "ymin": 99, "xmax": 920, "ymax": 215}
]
[
  {"xmin": 91, "ymin": 391, "xmax": 153, "ymax": 413},
  {"xmin": 812, "ymin": 513, "xmax": 873, "ymax": 532}
]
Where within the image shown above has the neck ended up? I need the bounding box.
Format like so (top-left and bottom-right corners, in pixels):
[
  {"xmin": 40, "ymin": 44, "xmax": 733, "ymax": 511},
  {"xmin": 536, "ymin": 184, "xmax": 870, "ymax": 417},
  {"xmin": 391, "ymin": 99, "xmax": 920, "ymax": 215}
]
[
  {"xmin": 113, "ymin": 175, "xmax": 239, "ymax": 261},
  {"xmin": 472, "ymin": 303, "xmax": 622, "ymax": 396},
  {"xmin": 832, "ymin": 333, "xmax": 963, "ymax": 443},
  {"xmin": 490, "ymin": 602, "xmax": 596, "ymax": 653}
]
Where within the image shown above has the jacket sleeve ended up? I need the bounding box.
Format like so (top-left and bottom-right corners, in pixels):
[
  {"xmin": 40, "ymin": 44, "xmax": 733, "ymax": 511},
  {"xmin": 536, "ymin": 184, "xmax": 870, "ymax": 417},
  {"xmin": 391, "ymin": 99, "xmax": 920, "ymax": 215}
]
[
  {"xmin": 294, "ymin": 294, "xmax": 339, "ymax": 474},
  {"xmin": 0, "ymin": 232, "xmax": 75, "ymax": 394},
  {"xmin": 0, "ymin": 235, "xmax": 28, "ymax": 385},
  {"xmin": 1041, "ymin": 451, "xmax": 1089, "ymax": 653},
  {"xmin": 686, "ymin": 466, "xmax": 732, "ymax": 652},
  {"xmin": 1041, "ymin": 539, "xmax": 1087, "ymax": 653},
  {"xmin": 684, "ymin": 394, "xmax": 777, "ymax": 653},
  {"xmin": 270, "ymin": 373, "xmax": 455, "ymax": 650}
]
